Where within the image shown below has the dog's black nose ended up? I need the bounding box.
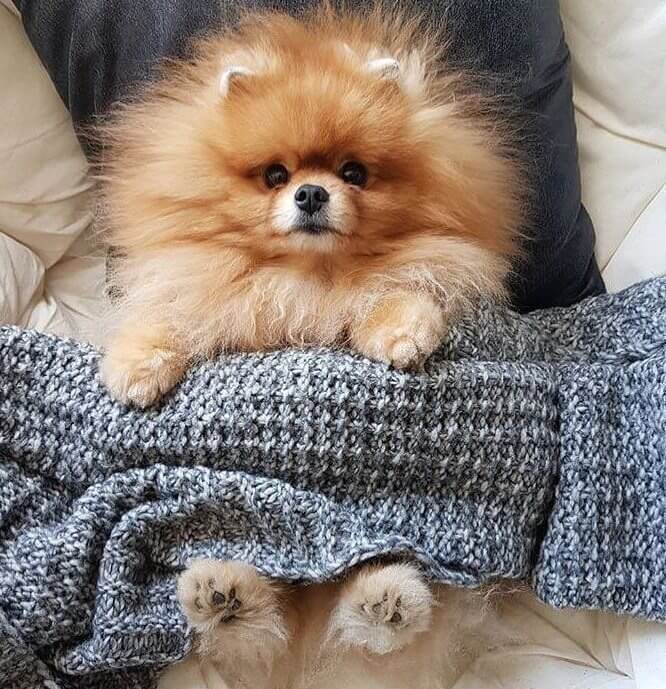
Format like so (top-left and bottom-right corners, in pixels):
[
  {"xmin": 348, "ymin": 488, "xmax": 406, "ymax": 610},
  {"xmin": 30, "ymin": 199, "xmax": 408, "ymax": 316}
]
[{"xmin": 294, "ymin": 184, "xmax": 329, "ymax": 215}]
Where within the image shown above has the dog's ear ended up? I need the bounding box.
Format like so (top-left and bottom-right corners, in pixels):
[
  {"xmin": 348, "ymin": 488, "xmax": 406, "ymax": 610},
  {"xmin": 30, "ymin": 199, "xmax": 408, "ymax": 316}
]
[
  {"xmin": 365, "ymin": 57, "xmax": 401, "ymax": 82},
  {"xmin": 218, "ymin": 65, "xmax": 254, "ymax": 98}
]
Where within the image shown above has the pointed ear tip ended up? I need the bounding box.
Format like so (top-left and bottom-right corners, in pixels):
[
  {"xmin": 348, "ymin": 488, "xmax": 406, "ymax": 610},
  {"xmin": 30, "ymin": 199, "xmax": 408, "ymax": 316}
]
[
  {"xmin": 218, "ymin": 65, "xmax": 253, "ymax": 97},
  {"xmin": 366, "ymin": 57, "xmax": 401, "ymax": 80}
]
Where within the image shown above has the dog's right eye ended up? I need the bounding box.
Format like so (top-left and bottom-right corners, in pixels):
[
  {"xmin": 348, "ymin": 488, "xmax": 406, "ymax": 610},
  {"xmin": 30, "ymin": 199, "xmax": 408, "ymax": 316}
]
[
  {"xmin": 339, "ymin": 161, "xmax": 368, "ymax": 187},
  {"xmin": 264, "ymin": 164, "xmax": 289, "ymax": 189}
]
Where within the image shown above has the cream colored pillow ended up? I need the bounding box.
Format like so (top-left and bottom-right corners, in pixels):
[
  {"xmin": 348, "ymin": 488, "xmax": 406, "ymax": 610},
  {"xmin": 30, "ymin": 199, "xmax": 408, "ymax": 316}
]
[
  {"xmin": 0, "ymin": 4, "xmax": 104, "ymax": 336},
  {"xmin": 561, "ymin": 1, "xmax": 666, "ymax": 291}
]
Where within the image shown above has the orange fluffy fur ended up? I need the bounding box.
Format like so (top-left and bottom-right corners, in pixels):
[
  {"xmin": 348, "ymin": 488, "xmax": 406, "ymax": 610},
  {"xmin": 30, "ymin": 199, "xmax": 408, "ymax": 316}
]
[
  {"xmin": 162, "ymin": 559, "xmax": 510, "ymax": 689},
  {"xmin": 97, "ymin": 4, "xmax": 524, "ymax": 408}
]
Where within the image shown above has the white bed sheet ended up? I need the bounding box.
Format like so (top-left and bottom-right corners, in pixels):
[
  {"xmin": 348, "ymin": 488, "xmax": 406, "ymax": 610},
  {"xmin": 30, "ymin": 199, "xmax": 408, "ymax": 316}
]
[{"xmin": 1, "ymin": 2, "xmax": 665, "ymax": 688}]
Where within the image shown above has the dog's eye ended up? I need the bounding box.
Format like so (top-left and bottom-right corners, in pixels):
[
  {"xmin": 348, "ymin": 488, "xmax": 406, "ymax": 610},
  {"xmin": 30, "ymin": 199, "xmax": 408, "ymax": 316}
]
[
  {"xmin": 264, "ymin": 164, "xmax": 289, "ymax": 189},
  {"xmin": 339, "ymin": 161, "xmax": 368, "ymax": 187}
]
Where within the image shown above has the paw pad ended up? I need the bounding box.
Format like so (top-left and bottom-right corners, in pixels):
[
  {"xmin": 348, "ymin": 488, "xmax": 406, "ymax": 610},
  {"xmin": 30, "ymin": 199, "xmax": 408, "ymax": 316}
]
[
  {"xmin": 363, "ymin": 591, "xmax": 406, "ymax": 627},
  {"xmin": 193, "ymin": 579, "xmax": 243, "ymax": 622}
]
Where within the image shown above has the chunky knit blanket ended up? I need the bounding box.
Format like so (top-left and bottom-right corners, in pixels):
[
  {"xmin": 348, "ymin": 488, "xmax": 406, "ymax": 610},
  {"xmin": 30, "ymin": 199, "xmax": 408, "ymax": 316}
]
[{"xmin": 0, "ymin": 278, "xmax": 665, "ymax": 689}]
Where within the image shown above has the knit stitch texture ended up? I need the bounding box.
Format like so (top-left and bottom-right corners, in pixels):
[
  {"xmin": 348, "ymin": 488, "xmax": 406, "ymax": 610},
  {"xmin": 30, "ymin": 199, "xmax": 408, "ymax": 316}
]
[{"xmin": 0, "ymin": 278, "xmax": 664, "ymax": 688}]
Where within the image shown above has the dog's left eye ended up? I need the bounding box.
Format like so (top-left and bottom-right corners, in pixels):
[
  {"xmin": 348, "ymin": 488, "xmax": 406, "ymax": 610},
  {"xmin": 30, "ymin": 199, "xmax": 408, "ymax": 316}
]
[
  {"xmin": 339, "ymin": 161, "xmax": 368, "ymax": 187},
  {"xmin": 264, "ymin": 163, "xmax": 289, "ymax": 189}
]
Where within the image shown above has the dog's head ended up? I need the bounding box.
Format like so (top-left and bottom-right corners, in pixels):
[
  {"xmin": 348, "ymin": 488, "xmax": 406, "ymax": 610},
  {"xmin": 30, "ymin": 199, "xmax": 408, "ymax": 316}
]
[
  {"xmin": 103, "ymin": 12, "xmax": 522, "ymax": 265},
  {"xmin": 196, "ymin": 19, "xmax": 437, "ymax": 258}
]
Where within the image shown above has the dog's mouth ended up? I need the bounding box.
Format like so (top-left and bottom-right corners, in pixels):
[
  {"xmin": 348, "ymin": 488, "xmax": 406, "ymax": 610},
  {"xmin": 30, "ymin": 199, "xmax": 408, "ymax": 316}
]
[
  {"xmin": 294, "ymin": 221, "xmax": 334, "ymax": 235},
  {"xmin": 291, "ymin": 213, "xmax": 337, "ymax": 236}
]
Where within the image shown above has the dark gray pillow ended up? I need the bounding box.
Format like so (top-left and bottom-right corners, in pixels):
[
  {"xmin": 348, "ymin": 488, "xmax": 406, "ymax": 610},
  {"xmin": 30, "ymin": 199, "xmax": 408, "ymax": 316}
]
[{"xmin": 13, "ymin": 0, "xmax": 605, "ymax": 311}]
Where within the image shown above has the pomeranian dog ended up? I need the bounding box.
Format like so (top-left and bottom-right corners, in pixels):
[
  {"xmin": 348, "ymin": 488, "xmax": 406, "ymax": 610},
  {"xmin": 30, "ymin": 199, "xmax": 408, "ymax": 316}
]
[
  {"xmin": 160, "ymin": 558, "xmax": 508, "ymax": 689},
  {"xmin": 99, "ymin": 6, "xmax": 523, "ymax": 685},
  {"xmin": 98, "ymin": 4, "xmax": 523, "ymax": 409}
]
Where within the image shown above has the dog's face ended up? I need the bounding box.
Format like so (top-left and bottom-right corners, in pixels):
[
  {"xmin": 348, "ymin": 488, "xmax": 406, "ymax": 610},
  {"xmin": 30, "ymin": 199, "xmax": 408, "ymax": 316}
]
[
  {"xmin": 104, "ymin": 16, "xmax": 520, "ymax": 265},
  {"xmin": 194, "ymin": 43, "xmax": 436, "ymax": 257}
]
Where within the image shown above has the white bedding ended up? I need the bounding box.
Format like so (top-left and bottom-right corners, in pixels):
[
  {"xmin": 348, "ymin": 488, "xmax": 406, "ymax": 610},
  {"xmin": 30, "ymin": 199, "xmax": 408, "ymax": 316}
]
[
  {"xmin": 561, "ymin": 0, "xmax": 666, "ymax": 292},
  {"xmin": 0, "ymin": 0, "xmax": 105, "ymax": 342},
  {"xmin": 1, "ymin": 1, "xmax": 665, "ymax": 687}
]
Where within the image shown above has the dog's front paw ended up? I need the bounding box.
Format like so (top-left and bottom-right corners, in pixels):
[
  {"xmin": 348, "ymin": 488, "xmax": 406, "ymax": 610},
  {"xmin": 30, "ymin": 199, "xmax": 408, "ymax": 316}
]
[
  {"xmin": 100, "ymin": 336, "xmax": 185, "ymax": 407},
  {"xmin": 357, "ymin": 327, "xmax": 428, "ymax": 369},
  {"xmin": 353, "ymin": 293, "xmax": 445, "ymax": 369}
]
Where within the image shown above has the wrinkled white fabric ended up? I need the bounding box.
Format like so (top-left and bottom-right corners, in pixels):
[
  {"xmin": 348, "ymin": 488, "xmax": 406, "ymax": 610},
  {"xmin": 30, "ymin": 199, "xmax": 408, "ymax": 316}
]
[{"xmin": 0, "ymin": 4, "xmax": 104, "ymax": 339}]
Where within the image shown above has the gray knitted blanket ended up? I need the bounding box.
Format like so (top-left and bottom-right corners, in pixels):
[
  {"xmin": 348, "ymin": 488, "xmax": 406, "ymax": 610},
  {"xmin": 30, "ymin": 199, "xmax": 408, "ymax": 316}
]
[{"xmin": 1, "ymin": 278, "xmax": 665, "ymax": 689}]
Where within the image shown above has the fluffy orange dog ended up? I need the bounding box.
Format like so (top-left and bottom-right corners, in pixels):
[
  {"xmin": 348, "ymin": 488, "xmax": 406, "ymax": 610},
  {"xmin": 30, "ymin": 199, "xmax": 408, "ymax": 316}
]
[
  {"xmin": 99, "ymin": 6, "xmax": 523, "ymax": 408},
  {"xmin": 99, "ymin": 7, "xmax": 524, "ymax": 685}
]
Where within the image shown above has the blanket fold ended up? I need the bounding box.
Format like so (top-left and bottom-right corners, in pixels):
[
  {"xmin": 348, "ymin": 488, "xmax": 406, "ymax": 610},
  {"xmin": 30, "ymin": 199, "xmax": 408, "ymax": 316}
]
[{"xmin": 1, "ymin": 278, "xmax": 664, "ymax": 689}]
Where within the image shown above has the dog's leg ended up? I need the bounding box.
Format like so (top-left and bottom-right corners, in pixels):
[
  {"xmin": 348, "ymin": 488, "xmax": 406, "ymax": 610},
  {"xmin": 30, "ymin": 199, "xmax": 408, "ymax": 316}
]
[
  {"xmin": 327, "ymin": 562, "xmax": 434, "ymax": 655},
  {"xmin": 351, "ymin": 292, "xmax": 446, "ymax": 369},
  {"xmin": 100, "ymin": 319, "xmax": 187, "ymax": 407}
]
